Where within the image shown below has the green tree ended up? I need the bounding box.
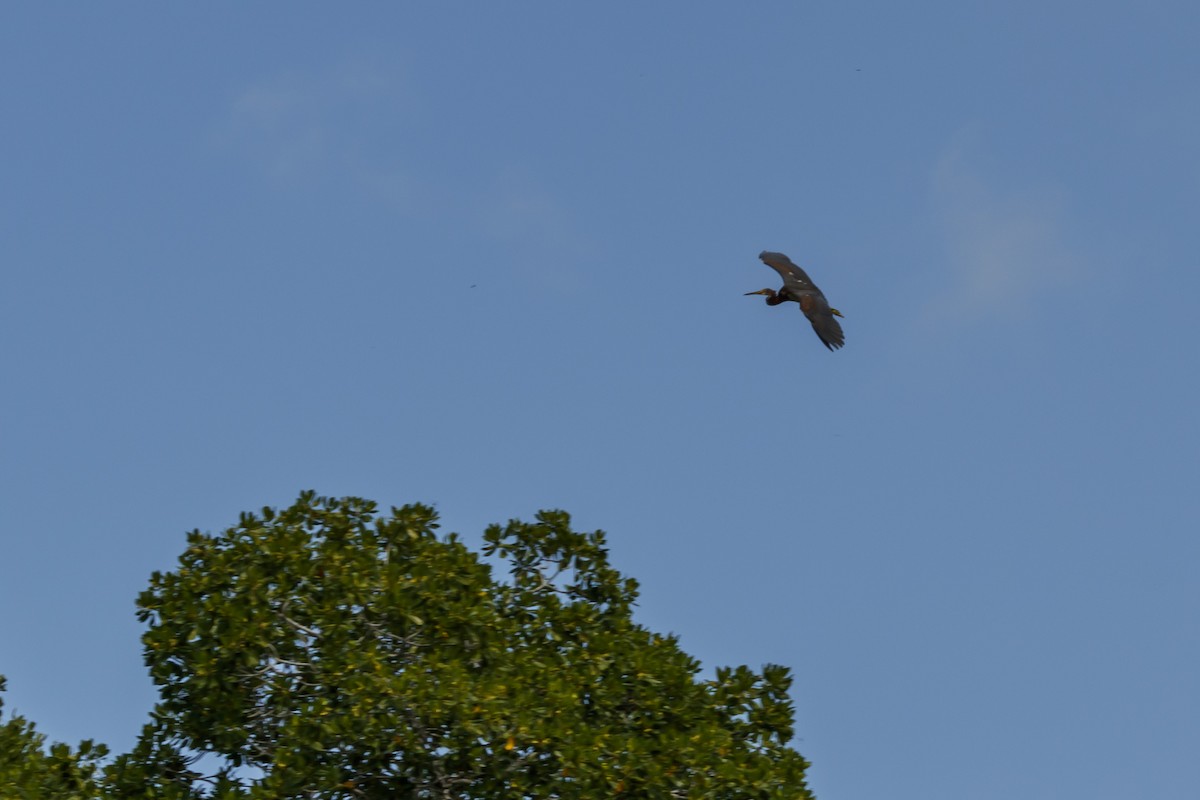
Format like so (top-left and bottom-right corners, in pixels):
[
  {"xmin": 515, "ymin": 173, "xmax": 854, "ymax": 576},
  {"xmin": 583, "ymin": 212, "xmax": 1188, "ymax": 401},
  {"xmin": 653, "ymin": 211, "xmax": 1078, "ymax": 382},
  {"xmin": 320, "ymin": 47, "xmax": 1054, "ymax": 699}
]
[
  {"xmin": 0, "ymin": 677, "xmax": 107, "ymax": 800},
  {"xmin": 103, "ymin": 491, "xmax": 813, "ymax": 798}
]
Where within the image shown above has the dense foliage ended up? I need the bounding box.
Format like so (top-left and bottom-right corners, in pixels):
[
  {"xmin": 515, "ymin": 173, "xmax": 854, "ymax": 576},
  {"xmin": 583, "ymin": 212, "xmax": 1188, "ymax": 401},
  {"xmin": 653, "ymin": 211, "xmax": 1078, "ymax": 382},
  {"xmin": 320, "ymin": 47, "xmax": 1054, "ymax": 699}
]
[
  {"xmin": 0, "ymin": 677, "xmax": 107, "ymax": 800},
  {"xmin": 11, "ymin": 493, "xmax": 814, "ymax": 799}
]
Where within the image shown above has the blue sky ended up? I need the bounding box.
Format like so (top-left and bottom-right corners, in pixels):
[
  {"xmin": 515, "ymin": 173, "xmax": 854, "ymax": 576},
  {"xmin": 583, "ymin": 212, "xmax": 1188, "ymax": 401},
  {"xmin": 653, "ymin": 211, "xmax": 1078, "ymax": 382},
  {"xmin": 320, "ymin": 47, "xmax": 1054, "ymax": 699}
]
[{"xmin": 2, "ymin": 3, "xmax": 1198, "ymax": 798}]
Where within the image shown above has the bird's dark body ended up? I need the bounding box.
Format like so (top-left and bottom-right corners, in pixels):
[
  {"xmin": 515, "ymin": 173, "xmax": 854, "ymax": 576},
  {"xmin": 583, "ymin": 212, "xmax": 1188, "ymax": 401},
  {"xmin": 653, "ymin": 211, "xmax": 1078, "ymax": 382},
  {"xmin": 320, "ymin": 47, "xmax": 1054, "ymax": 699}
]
[{"xmin": 749, "ymin": 251, "xmax": 845, "ymax": 351}]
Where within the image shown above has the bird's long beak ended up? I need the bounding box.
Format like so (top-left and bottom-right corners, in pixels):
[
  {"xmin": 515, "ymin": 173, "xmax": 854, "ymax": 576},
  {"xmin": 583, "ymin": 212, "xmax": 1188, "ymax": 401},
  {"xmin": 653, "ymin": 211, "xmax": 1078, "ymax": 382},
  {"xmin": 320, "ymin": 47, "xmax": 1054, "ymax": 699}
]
[
  {"xmin": 744, "ymin": 289, "xmax": 771, "ymax": 296},
  {"xmin": 831, "ymin": 308, "xmax": 845, "ymax": 317}
]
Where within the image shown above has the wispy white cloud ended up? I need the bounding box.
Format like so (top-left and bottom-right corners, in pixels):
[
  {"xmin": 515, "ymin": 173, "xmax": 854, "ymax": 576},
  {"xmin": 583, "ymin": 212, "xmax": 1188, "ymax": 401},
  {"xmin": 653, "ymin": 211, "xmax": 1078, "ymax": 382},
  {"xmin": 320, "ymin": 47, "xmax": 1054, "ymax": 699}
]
[
  {"xmin": 478, "ymin": 168, "xmax": 573, "ymax": 248},
  {"xmin": 928, "ymin": 134, "xmax": 1080, "ymax": 321},
  {"xmin": 217, "ymin": 60, "xmax": 590, "ymax": 289},
  {"xmin": 474, "ymin": 166, "xmax": 592, "ymax": 293},
  {"xmin": 216, "ymin": 58, "xmax": 415, "ymax": 209}
]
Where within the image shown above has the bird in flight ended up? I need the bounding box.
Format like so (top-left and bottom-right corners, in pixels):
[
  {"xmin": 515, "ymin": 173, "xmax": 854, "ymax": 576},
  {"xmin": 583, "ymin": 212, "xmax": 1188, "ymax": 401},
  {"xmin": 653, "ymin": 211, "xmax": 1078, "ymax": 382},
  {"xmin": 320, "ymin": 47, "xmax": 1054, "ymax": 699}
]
[{"xmin": 745, "ymin": 251, "xmax": 845, "ymax": 351}]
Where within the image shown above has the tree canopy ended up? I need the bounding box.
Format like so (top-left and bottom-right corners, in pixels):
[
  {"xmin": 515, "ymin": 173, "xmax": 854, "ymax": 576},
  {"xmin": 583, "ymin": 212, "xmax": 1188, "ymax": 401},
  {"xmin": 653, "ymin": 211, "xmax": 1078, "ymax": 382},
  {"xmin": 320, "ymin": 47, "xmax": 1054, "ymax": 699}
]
[
  {"xmin": 10, "ymin": 493, "xmax": 814, "ymax": 799},
  {"xmin": 0, "ymin": 676, "xmax": 107, "ymax": 800}
]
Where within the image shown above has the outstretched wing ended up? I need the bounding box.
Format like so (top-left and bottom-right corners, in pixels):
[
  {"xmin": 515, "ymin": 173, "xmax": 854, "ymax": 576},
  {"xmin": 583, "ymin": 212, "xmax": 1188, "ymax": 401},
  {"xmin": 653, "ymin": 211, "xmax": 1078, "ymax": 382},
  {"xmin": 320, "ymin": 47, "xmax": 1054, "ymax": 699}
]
[
  {"xmin": 799, "ymin": 295, "xmax": 845, "ymax": 351},
  {"xmin": 758, "ymin": 251, "xmax": 822, "ymax": 295}
]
